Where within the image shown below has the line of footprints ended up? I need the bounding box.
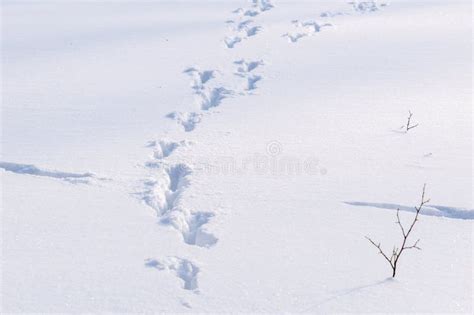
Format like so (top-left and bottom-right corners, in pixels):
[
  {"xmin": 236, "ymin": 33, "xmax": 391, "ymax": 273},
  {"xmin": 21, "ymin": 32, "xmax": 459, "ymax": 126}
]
[
  {"xmin": 284, "ymin": 0, "xmax": 388, "ymax": 43},
  {"xmin": 143, "ymin": 0, "xmax": 387, "ymax": 296}
]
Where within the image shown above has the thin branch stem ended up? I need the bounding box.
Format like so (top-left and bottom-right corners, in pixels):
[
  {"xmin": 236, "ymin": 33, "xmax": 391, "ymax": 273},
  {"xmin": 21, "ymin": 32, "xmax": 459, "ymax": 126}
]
[
  {"xmin": 406, "ymin": 110, "xmax": 419, "ymax": 131},
  {"xmin": 365, "ymin": 236, "xmax": 394, "ymax": 268}
]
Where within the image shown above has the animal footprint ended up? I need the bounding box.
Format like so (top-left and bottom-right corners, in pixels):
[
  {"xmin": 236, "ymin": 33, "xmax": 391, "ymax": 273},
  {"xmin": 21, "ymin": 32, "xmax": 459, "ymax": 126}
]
[
  {"xmin": 245, "ymin": 25, "xmax": 261, "ymax": 37},
  {"xmin": 225, "ymin": 24, "xmax": 261, "ymax": 48},
  {"xmin": 252, "ymin": 0, "xmax": 274, "ymax": 12},
  {"xmin": 145, "ymin": 257, "xmax": 200, "ymax": 291},
  {"xmin": 226, "ymin": 0, "xmax": 273, "ymax": 48},
  {"xmin": 320, "ymin": 11, "xmax": 345, "ymax": 18},
  {"xmin": 146, "ymin": 139, "xmax": 191, "ymax": 160},
  {"xmin": 197, "ymin": 87, "xmax": 232, "ymax": 111},
  {"xmin": 243, "ymin": 9, "xmax": 259, "ymax": 17},
  {"xmin": 142, "ymin": 163, "xmax": 191, "ymax": 215},
  {"xmin": 141, "ymin": 163, "xmax": 218, "ymax": 247},
  {"xmin": 246, "ymin": 75, "xmax": 262, "ymax": 91},
  {"xmin": 225, "ymin": 36, "xmax": 242, "ymax": 48},
  {"xmin": 234, "ymin": 59, "xmax": 264, "ymax": 74},
  {"xmin": 284, "ymin": 20, "xmax": 332, "ymax": 43},
  {"xmin": 184, "ymin": 67, "xmax": 215, "ymax": 91},
  {"xmin": 166, "ymin": 111, "xmax": 202, "ymax": 132},
  {"xmin": 162, "ymin": 208, "xmax": 218, "ymax": 247},
  {"xmin": 236, "ymin": 19, "xmax": 253, "ymax": 31},
  {"xmin": 232, "ymin": 7, "xmax": 244, "ymax": 14},
  {"xmin": 349, "ymin": 1, "xmax": 388, "ymax": 13},
  {"xmin": 233, "ymin": 59, "xmax": 264, "ymax": 92}
]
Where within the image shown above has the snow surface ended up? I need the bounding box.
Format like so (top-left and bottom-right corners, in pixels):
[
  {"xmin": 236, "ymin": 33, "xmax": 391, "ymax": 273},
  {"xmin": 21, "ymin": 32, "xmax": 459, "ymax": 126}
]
[{"xmin": 1, "ymin": 0, "xmax": 472, "ymax": 313}]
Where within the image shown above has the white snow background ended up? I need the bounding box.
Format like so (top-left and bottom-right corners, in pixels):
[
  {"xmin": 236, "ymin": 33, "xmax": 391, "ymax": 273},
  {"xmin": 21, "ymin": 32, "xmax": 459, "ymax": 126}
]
[{"xmin": 1, "ymin": 0, "xmax": 472, "ymax": 313}]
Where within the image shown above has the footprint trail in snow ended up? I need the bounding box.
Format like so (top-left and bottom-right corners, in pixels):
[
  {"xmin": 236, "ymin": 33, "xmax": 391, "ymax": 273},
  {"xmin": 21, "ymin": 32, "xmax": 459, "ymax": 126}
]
[
  {"xmin": 283, "ymin": 1, "xmax": 389, "ymax": 43},
  {"xmin": 224, "ymin": 0, "xmax": 274, "ymax": 49},
  {"xmin": 152, "ymin": 0, "xmax": 275, "ymax": 293}
]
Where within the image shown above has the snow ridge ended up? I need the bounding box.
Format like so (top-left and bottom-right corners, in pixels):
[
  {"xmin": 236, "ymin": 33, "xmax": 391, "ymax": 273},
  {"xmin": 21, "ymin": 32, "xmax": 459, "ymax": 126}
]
[
  {"xmin": 345, "ymin": 201, "xmax": 474, "ymax": 220},
  {"xmin": 0, "ymin": 161, "xmax": 103, "ymax": 184}
]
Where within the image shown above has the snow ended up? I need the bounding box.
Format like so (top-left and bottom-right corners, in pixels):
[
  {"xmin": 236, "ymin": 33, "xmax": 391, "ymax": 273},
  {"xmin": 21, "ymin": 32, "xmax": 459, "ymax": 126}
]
[{"xmin": 1, "ymin": 0, "xmax": 472, "ymax": 313}]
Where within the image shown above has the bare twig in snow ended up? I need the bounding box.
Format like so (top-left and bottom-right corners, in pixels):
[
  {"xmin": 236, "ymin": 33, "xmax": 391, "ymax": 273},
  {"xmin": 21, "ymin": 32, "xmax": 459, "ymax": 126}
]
[
  {"xmin": 406, "ymin": 110, "xmax": 419, "ymax": 132},
  {"xmin": 366, "ymin": 184, "xmax": 429, "ymax": 277}
]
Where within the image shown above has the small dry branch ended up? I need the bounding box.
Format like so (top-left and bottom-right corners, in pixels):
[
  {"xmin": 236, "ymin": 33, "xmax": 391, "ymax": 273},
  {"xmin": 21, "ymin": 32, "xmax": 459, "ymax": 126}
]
[
  {"xmin": 366, "ymin": 184, "xmax": 429, "ymax": 277},
  {"xmin": 406, "ymin": 110, "xmax": 418, "ymax": 132}
]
